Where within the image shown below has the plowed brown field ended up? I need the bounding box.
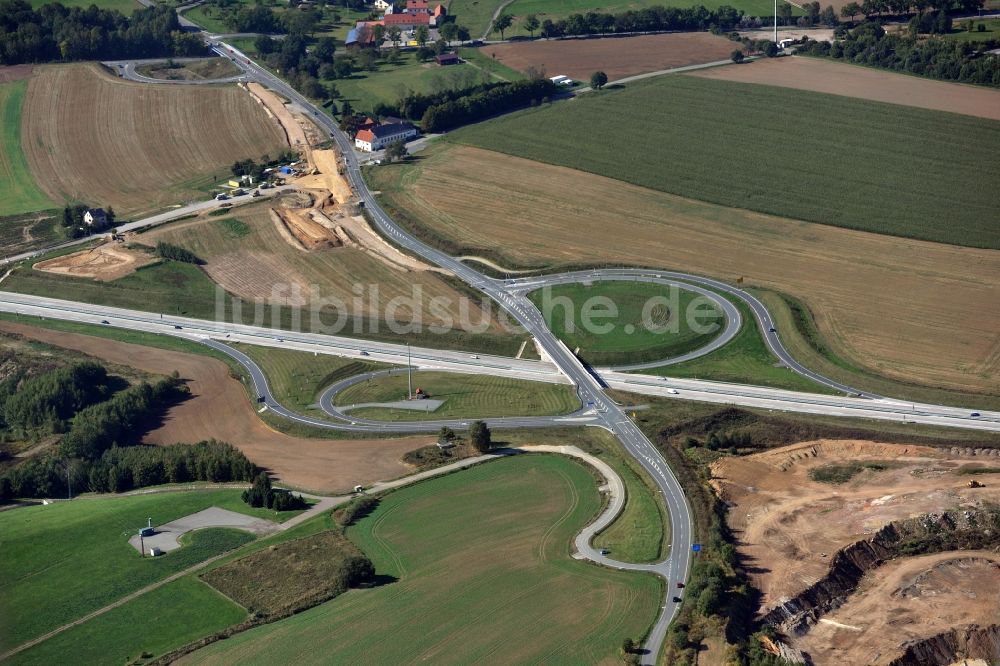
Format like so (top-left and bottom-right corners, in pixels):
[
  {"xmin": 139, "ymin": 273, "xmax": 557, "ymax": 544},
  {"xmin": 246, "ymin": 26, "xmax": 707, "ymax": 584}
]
[
  {"xmin": 376, "ymin": 144, "xmax": 1000, "ymax": 396},
  {"xmin": 486, "ymin": 33, "xmax": 738, "ymax": 82},
  {"xmin": 691, "ymin": 56, "xmax": 1000, "ymax": 121},
  {"xmin": 0, "ymin": 321, "xmax": 428, "ymax": 493},
  {"xmin": 21, "ymin": 64, "xmax": 287, "ymax": 217}
]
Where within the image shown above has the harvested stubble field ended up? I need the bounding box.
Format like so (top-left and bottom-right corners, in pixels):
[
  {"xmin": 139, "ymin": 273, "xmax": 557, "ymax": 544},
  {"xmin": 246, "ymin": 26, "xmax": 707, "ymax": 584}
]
[
  {"xmin": 370, "ymin": 144, "xmax": 1000, "ymax": 398},
  {"xmin": 142, "ymin": 205, "xmax": 501, "ymax": 330},
  {"xmin": 180, "ymin": 455, "xmax": 661, "ymax": 665},
  {"xmin": 450, "ymin": 73, "xmax": 1000, "ymax": 249},
  {"xmin": 691, "ymin": 55, "xmax": 1000, "ymax": 121},
  {"xmin": 0, "ymin": 321, "xmax": 430, "ymax": 494},
  {"xmin": 794, "ymin": 551, "xmax": 1000, "ymax": 665},
  {"xmin": 21, "ymin": 64, "xmax": 287, "ymax": 218},
  {"xmin": 709, "ymin": 439, "xmax": 1000, "ymax": 612},
  {"xmin": 485, "ymin": 32, "xmax": 740, "ymax": 82}
]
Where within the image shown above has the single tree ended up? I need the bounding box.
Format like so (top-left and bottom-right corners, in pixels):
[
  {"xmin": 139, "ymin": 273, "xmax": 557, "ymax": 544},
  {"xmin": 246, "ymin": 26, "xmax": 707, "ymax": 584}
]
[
  {"xmin": 493, "ymin": 13, "xmax": 513, "ymax": 39},
  {"xmin": 622, "ymin": 638, "xmax": 635, "ymax": 654},
  {"xmin": 840, "ymin": 1, "xmax": 861, "ymax": 19},
  {"xmin": 730, "ymin": 49, "xmax": 745, "ymax": 63},
  {"xmin": 456, "ymin": 25, "xmax": 471, "ymax": 43},
  {"xmin": 439, "ymin": 426, "xmax": 456, "ymax": 441},
  {"xmin": 523, "ymin": 13, "xmax": 540, "ymax": 37},
  {"xmin": 470, "ymin": 420, "xmax": 491, "ymax": 452},
  {"xmin": 373, "ymin": 23, "xmax": 385, "ymax": 46},
  {"xmin": 384, "ymin": 139, "xmax": 408, "ymax": 163},
  {"xmin": 590, "ymin": 70, "xmax": 608, "ymax": 89},
  {"xmin": 416, "ymin": 24, "xmax": 429, "ymax": 46},
  {"xmin": 440, "ymin": 21, "xmax": 458, "ymax": 43},
  {"xmin": 388, "ymin": 26, "xmax": 402, "ymax": 47}
]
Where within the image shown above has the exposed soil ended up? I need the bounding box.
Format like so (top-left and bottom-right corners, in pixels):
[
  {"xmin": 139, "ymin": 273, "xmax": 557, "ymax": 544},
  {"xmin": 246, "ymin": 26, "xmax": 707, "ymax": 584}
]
[
  {"xmin": 690, "ymin": 56, "xmax": 1000, "ymax": 121},
  {"xmin": 0, "ymin": 64, "xmax": 34, "ymax": 82},
  {"xmin": 485, "ymin": 33, "xmax": 740, "ymax": 82},
  {"xmin": 21, "ymin": 64, "xmax": 287, "ymax": 218},
  {"xmin": 0, "ymin": 321, "xmax": 429, "ymax": 494},
  {"xmin": 709, "ymin": 439, "xmax": 1000, "ymax": 611},
  {"xmin": 33, "ymin": 243, "xmax": 158, "ymax": 281},
  {"xmin": 794, "ymin": 552, "xmax": 1000, "ymax": 665},
  {"xmin": 245, "ymin": 82, "xmax": 310, "ymax": 152}
]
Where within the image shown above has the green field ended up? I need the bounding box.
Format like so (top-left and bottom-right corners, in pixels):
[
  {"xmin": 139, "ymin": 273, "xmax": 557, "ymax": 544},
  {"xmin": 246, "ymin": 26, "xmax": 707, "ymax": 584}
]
[
  {"xmin": 945, "ymin": 18, "xmax": 1000, "ymax": 41},
  {"xmin": 335, "ymin": 51, "xmax": 490, "ymax": 114},
  {"xmin": 528, "ymin": 281, "xmax": 725, "ymax": 366},
  {"xmin": 642, "ymin": 294, "xmax": 834, "ymax": 394},
  {"xmin": 183, "ymin": 455, "xmax": 661, "ymax": 664},
  {"xmin": 334, "ymin": 370, "xmax": 580, "ymax": 420},
  {"xmin": 9, "ymin": 577, "xmax": 246, "ymax": 666},
  {"xmin": 234, "ymin": 344, "xmax": 384, "ymax": 414},
  {"xmin": 0, "ymin": 80, "xmax": 55, "ymax": 217},
  {"xmin": 450, "ymin": 74, "xmax": 1000, "ymax": 249},
  {"xmin": 27, "ymin": 0, "xmax": 140, "ymax": 12},
  {"xmin": 0, "ymin": 490, "xmax": 272, "ymax": 652}
]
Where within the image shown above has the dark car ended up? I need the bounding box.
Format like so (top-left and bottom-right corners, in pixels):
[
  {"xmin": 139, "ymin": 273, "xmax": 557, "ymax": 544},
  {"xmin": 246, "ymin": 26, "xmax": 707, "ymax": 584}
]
[
  {"xmin": 672, "ymin": 596, "xmax": 682, "ymax": 603},
  {"xmin": 676, "ymin": 582, "xmax": 685, "ymax": 589},
  {"xmin": 768, "ymin": 327, "xmax": 776, "ymax": 333},
  {"xmin": 971, "ymin": 412, "xmax": 981, "ymax": 417},
  {"xmin": 174, "ymin": 325, "xmax": 182, "ymax": 330},
  {"xmin": 101, "ymin": 319, "xmax": 110, "ymax": 325}
]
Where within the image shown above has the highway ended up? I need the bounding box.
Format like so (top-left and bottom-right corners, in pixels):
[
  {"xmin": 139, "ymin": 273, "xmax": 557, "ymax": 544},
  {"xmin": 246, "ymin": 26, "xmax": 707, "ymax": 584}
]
[{"xmin": 4, "ymin": 37, "xmax": 996, "ymax": 664}]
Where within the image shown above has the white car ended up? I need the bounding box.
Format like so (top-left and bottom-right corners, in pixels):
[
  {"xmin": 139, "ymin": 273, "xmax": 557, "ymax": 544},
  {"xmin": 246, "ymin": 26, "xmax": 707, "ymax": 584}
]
[
  {"xmin": 470, "ymin": 354, "xmax": 480, "ymax": 359},
  {"xmin": 667, "ymin": 388, "xmax": 679, "ymax": 395}
]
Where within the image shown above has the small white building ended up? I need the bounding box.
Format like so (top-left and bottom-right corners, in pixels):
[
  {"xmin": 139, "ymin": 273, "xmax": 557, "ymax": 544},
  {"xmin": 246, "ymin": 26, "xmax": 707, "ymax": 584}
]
[
  {"xmin": 83, "ymin": 208, "xmax": 107, "ymax": 226},
  {"xmin": 374, "ymin": 0, "xmax": 391, "ymax": 9},
  {"xmin": 355, "ymin": 122, "xmax": 419, "ymax": 152}
]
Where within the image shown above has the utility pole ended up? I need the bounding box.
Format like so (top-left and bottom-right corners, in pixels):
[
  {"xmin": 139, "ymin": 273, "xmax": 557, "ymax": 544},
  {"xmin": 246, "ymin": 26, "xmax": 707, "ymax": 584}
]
[
  {"xmin": 406, "ymin": 342, "xmax": 412, "ymax": 400},
  {"xmin": 774, "ymin": 0, "xmax": 778, "ymax": 43}
]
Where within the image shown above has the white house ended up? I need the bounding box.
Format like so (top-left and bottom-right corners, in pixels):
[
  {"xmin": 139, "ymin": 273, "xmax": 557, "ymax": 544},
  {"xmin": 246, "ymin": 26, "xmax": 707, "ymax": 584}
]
[
  {"xmin": 374, "ymin": 0, "xmax": 391, "ymax": 10},
  {"xmin": 355, "ymin": 122, "xmax": 419, "ymax": 152},
  {"xmin": 83, "ymin": 208, "xmax": 108, "ymax": 226}
]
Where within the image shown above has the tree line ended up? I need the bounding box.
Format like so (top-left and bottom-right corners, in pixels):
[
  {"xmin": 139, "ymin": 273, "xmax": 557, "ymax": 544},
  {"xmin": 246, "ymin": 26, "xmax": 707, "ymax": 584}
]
[
  {"xmin": 532, "ymin": 4, "xmax": 745, "ymax": 39},
  {"xmin": 800, "ymin": 21, "xmax": 1000, "ymax": 87},
  {"xmin": 0, "ymin": 439, "xmax": 257, "ymax": 500},
  {"xmin": 242, "ymin": 471, "xmax": 308, "ymax": 511},
  {"xmin": 420, "ymin": 79, "xmax": 556, "ymax": 133},
  {"xmin": 0, "ymin": 1, "xmax": 207, "ymax": 65}
]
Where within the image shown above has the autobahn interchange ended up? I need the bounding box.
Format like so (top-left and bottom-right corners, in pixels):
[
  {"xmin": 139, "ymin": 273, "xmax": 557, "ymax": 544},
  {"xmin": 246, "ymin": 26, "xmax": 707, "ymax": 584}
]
[{"xmin": 2, "ymin": 40, "xmax": 997, "ymax": 664}]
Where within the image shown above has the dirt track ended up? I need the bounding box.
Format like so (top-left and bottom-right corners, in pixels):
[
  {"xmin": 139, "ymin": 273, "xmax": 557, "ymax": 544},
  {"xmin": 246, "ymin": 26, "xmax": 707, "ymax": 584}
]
[
  {"xmin": 486, "ymin": 33, "xmax": 739, "ymax": 82},
  {"xmin": 33, "ymin": 243, "xmax": 157, "ymax": 281},
  {"xmin": 0, "ymin": 322, "xmax": 429, "ymax": 494},
  {"xmin": 709, "ymin": 440, "xmax": 1000, "ymax": 611},
  {"xmin": 690, "ymin": 56, "xmax": 1000, "ymax": 121}
]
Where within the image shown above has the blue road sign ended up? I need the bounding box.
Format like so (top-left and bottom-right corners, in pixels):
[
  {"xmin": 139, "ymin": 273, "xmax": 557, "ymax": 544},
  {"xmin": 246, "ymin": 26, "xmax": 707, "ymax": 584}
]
[{"xmin": 691, "ymin": 544, "xmax": 702, "ymax": 552}]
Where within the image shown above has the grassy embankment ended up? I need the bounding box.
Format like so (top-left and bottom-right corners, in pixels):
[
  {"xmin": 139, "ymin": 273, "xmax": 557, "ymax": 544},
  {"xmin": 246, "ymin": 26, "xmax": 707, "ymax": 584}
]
[
  {"xmin": 333, "ymin": 370, "xmax": 580, "ymax": 420},
  {"xmin": 450, "ymin": 74, "xmax": 1000, "ymax": 249}
]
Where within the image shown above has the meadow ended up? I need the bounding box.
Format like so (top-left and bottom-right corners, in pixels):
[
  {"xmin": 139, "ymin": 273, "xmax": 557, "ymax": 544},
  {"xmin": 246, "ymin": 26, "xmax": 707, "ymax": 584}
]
[
  {"xmin": 528, "ymin": 281, "xmax": 724, "ymax": 366},
  {"xmin": 0, "ymin": 80, "xmax": 54, "ymax": 217},
  {"xmin": 334, "ymin": 370, "xmax": 580, "ymax": 420},
  {"xmin": 333, "ymin": 51, "xmax": 491, "ymax": 114},
  {"xmin": 181, "ymin": 455, "xmax": 662, "ymax": 664},
  {"xmin": 0, "ymin": 490, "xmax": 269, "ymax": 652},
  {"xmin": 451, "ymin": 74, "xmax": 1000, "ymax": 249},
  {"xmin": 27, "ymin": 0, "xmax": 140, "ymax": 12}
]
